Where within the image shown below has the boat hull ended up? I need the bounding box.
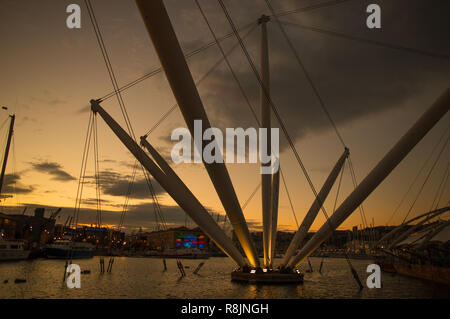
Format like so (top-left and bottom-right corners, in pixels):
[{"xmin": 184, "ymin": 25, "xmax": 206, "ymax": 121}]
[
  {"xmin": 0, "ymin": 250, "xmax": 30, "ymax": 261},
  {"xmin": 44, "ymin": 247, "xmax": 93, "ymax": 259},
  {"xmin": 393, "ymin": 262, "xmax": 450, "ymax": 286}
]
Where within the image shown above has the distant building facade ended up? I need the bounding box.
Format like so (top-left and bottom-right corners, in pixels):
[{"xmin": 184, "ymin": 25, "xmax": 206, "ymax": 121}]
[
  {"xmin": 143, "ymin": 227, "xmax": 209, "ymax": 250},
  {"xmin": 0, "ymin": 208, "xmax": 56, "ymax": 247}
]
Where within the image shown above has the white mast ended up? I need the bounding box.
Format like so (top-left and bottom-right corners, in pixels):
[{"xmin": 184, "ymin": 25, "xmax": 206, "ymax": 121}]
[
  {"xmin": 258, "ymin": 14, "xmax": 273, "ymax": 268},
  {"xmin": 281, "ymin": 148, "xmax": 349, "ymax": 267},
  {"xmin": 135, "ymin": 0, "xmax": 259, "ymax": 268},
  {"xmin": 91, "ymin": 100, "xmax": 247, "ymax": 267},
  {"xmin": 269, "ymin": 162, "xmax": 280, "ymax": 267}
]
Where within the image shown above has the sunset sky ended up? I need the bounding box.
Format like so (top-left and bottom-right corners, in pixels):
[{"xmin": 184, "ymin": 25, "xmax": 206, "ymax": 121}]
[{"xmin": 0, "ymin": 0, "xmax": 449, "ymax": 234}]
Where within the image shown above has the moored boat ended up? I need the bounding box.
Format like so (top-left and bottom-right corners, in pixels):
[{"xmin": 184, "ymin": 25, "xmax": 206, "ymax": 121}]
[
  {"xmin": 44, "ymin": 239, "xmax": 94, "ymax": 259},
  {"xmin": 376, "ymin": 212, "xmax": 450, "ymax": 285},
  {"xmin": 0, "ymin": 238, "xmax": 30, "ymax": 261}
]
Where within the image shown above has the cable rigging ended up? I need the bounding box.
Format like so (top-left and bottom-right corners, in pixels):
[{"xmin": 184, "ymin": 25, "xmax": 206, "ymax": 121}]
[
  {"xmin": 385, "ymin": 125, "xmax": 450, "ymax": 225},
  {"xmin": 72, "ymin": 112, "xmax": 94, "ymax": 231},
  {"xmin": 217, "ymin": 0, "xmax": 338, "ymax": 233},
  {"xmin": 265, "ymin": 0, "xmax": 450, "ymax": 233},
  {"xmin": 280, "ymin": 169, "xmax": 299, "ymax": 228},
  {"xmin": 195, "ymin": 1, "xmax": 303, "ymax": 251},
  {"xmin": 143, "ymin": 24, "xmax": 258, "ymax": 137},
  {"xmin": 401, "ymin": 133, "xmax": 449, "ymax": 223},
  {"xmin": 429, "ymin": 161, "xmax": 450, "ymax": 212},
  {"xmin": 87, "ymin": 0, "xmax": 176, "ymax": 273},
  {"xmin": 202, "ymin": 4, "xmax": 358, "ymax": 274},
  {"xmin": 93, "ymin": 114, "xmax": 102, "ymax": 228},
  {"xmin": 195, "ymin": 0, "xmax": 393, "ymax": 275},
  {"xmin": 93, "ymin": 0, "xmax": 364, "ymax": 148},
  {"xmin": 264, "ymin": 0, "xmax": 375, "ymax": 235},
  {"xmin": 277, "ymin": 20, "xmax": 450, "ymax": 60},
  {"xmin": 241, "ymin": 182, "xmax": 262, "ymax": 211},
  {"xmin": 347, "ymin": 158, "xmax": 368, "ymax": 229},
  {"xmin": 260, "ymin": 0, "xmax": 370, "ymax": 286},
  {"xmin": 100, "ymin": 22, "xmax": 255, "ymax": 102},
  {"xmin": 265, "ymin": 0, "xmax": 347, "ymax": 149},
  {"xmin": 98, "ymin": 0, "xmax": 357, "ymax": 102},
  {"xmin": 272, "ymin": 0, "xmax": 356, "ymax": 19},
  {"xmin": 87, "ymin": 0, "xmax": 191, "ymax": 275},
  {"xmin": 81, "ymin": 0, "xmax": 446, "ymax": 281}
]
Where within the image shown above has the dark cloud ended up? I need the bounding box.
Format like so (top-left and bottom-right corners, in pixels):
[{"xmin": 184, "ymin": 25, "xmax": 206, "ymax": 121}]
[
  {"xmin": 95, "ymin": 201, "xmax": 222, "ymax": 231},
  {"xmin": 48, "ymin": 99, "xmax": 67, "ymax": 106},
  {"xmin": 125, "ymin": 202, "xmax": 187, "ymax": 226},
  {"xmin": 31, "ymin": 161, "xmax": 76, "ymax": 181},
  {"xmin": 27, "ymin": 95, "xmax": 67, "ymax": 107},
  {"xmin": 76, "ymin": 104, "xmax": 91, "ymax": 114},
  {"xmin": 19, "ymin": 116, "xmax": 38, "ymax": 124},
  {"xmin": 84, "ymin": 169, "xmax": 166, "ymax": 199},
  {"xmin": 169, "ymin": 0, "xmax": 450, "ymax": 150},
  {"xmin": 81, "ymin": 198, "xmax": 115, "ymax": 206},
  {"xmin": 100, "ymin": 159, "xmax": 117, "ymax": 164},
  {"xmin": 1, "ymin": 201, "xmax": 223, "ymax": 233},
  {"xmin": 1, "ymin": 173, "xmax": 34, "ymax": 194}
]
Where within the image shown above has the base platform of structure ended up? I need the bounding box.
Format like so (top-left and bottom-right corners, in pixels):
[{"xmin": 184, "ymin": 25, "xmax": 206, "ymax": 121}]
[{"xmin": 231, "ymin": 270, "xmax": 304, "ymax": 284}]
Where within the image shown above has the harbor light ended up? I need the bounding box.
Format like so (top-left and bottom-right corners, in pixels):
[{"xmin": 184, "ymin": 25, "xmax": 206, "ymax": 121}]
[
  {"xmin": 263, "ymin": 268, "xmax": 267, "ymax": 273},
  {"xmin": 250, "ymin": 269, "xmax": 256, "ymax": 274}
]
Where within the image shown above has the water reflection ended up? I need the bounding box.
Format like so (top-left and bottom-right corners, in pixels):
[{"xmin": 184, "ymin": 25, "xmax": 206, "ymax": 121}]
[
  {"xmin": 0, "ymin": 257, "xmax": 448, "ymax": 299},
  {"xmin": 235, "ymin": 282, "xmax": 305, "ymax": 299}
]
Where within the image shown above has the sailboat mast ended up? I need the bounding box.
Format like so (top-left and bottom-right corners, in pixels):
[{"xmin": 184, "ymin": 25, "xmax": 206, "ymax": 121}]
[{"xmin": 0, "ymin": 114, "xmax": 15, "ymax": 196}]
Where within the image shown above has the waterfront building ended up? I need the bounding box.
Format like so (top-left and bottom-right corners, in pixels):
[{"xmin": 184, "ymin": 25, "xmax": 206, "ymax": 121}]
[
  {"xmin": 0, "ymin": 213, "xmax": 19, "ymax": 239},
  {"xmin": 143, "ymin": 226, "xmax": 209, "ymax": 250},
  {"xmin": 1, "ymin": 208, "xmax": 56, "ymax": 247}
]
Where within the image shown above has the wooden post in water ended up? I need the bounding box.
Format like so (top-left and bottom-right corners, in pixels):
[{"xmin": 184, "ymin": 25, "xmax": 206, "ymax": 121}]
[
  {"xmin": 163, "ymin": 258, "xmax": 167, "ymax": 272},
  {"xmin": 100, "ymin": 257, "xmax": 105, "ymax": 273},
  {"xmin": 193, "ymin": 262, "xmax": 205, "ymax": 275}
]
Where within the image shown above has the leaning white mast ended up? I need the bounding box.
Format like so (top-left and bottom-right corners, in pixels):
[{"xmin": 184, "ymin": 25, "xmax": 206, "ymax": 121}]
[
  {"xmin": 135, "ymin": 0, "xmax": 260, "ymax": 268},
  {"xmin": 280, "ymin": 147, "xmax": 349, "ymax": 267},
  {"xmin": 91, "ymin": 100, "xmax": 247, "ymax": 267}
]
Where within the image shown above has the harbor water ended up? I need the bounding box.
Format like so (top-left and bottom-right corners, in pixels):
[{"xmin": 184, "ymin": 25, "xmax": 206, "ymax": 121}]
[{"xmin": 0, "ymin": 257, "xmax": 448, "ymax": 299}]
